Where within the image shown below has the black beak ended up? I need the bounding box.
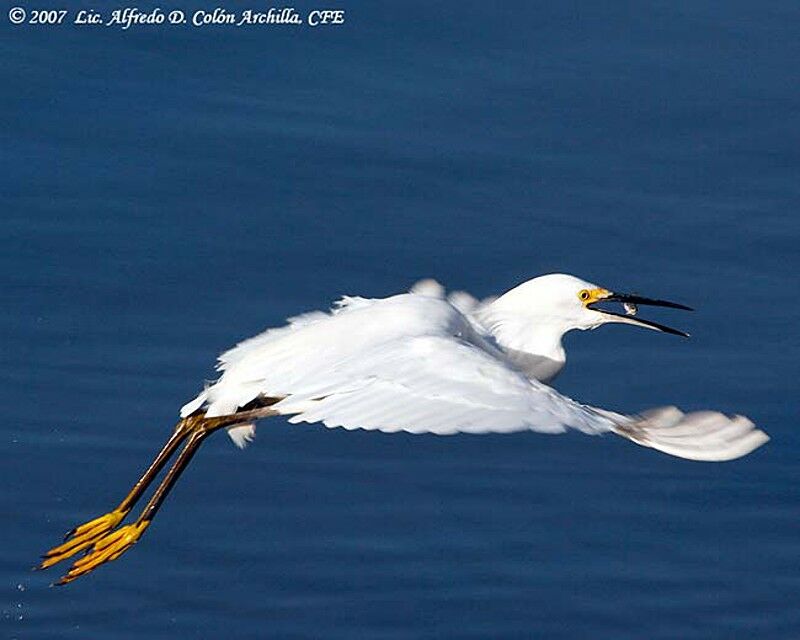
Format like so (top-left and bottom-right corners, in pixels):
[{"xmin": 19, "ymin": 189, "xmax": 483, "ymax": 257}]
[{"xmin": 587, "ymin": 292, "xmax": 692, "ymax": 337}]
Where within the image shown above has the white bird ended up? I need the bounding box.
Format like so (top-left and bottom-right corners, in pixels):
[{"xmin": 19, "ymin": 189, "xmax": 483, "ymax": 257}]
[{"xmin": 39, "ymin": 273, "xmax": 769, "ymax": 584}]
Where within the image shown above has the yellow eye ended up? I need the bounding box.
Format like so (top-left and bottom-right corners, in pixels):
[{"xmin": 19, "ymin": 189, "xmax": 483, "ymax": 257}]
[{"xmin": 578, "ymin": 289, "xmax": 591, "ymax": 301}]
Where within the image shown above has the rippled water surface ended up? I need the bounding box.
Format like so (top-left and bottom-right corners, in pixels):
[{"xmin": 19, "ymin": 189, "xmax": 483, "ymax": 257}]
[{"xmin": 2, "ymin": 2, "xmax": 799, "ymax": 638}]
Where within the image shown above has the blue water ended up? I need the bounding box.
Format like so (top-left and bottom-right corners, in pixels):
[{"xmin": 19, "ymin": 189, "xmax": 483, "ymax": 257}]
[{"xmin": 2, "ymin": 2, "xmax": 799, "ymax": 638}]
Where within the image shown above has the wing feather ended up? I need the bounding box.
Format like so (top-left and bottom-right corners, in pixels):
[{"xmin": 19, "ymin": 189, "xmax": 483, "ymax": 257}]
[
  {"xmin": 273, "ymin": 335, "xmax": 611, "ymax": 436},
  {"xmin": 612, "ymin": 408, "xmax": 769, "ymax": 461}
]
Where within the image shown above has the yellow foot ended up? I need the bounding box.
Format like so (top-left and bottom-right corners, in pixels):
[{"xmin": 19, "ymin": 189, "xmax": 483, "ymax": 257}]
[
  {"xmin": 56, "ymin": 521, "xmax": 149, "ymax": 585},
  {"xmin": 38, "ymin": 510, "xmax": 128, "ymax": 570}
]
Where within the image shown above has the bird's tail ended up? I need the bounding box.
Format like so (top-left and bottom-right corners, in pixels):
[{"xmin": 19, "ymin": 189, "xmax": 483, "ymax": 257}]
[{"xmin": 611, "ymin": 406, "xmax": 769, "ymax": 461}]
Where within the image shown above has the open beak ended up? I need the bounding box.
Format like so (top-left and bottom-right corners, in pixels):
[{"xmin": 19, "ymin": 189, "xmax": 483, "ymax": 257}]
[{"xmin": 587, "ymin": 291, "xmax": 692, "ymax": 337}]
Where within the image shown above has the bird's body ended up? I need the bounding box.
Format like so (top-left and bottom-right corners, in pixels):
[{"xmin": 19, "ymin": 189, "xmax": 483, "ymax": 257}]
[
  {"xmin": 180, "ymin": 273, "xmax": 766, "ymax": 461},
  {"xmin": 39, "ymin": 273, "xmax": 769, "ymax": 585}
]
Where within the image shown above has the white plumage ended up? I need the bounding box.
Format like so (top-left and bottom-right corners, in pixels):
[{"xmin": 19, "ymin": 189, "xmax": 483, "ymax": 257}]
[
  {"xmin": 39, "ymin": 273, "xmax": 770, "ymax": 586},
  {"xmin": 180, "ymin": 274, "xmax": 769, "ymax": 461}
]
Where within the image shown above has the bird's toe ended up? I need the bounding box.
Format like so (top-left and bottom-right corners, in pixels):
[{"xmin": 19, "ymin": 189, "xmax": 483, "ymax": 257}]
[
  {"xmin": 56, "ymin": 521, "xmax": 149, "ymax": 585},
  {"xmin": 37, "ymin": 510, "xmax": 128, "ymax": 570}
]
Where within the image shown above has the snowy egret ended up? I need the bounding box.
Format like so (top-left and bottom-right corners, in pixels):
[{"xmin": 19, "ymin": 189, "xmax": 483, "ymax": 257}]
[{"xmin": 39, "ymin": 273, "xmax": 768, "ymax": 584}]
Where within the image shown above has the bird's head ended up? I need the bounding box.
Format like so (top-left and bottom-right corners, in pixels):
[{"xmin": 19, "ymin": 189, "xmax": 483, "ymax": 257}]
[{"xmin": 491, "ymin": 273, "xmax": 692, "ymax": 337}]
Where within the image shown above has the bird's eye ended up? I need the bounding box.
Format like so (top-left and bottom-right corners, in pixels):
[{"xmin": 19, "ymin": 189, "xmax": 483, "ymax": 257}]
[{"xmin": 579, "ymin": 289, "xmax": 591, "ymax": 301}]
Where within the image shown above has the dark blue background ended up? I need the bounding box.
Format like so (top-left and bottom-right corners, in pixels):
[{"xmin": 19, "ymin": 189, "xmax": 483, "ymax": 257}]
[{"xmin": 2, "ymin": 2, "xmax": 798, "ymax": 638}]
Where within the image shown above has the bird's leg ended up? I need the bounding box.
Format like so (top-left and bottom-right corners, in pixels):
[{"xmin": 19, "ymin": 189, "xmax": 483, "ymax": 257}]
[
  {"xmin": 56, "ymin": 427, "xmax": 209, "ymax": 584},
  {"xmin": 38, "ymin": 417, "xmax": 197, "ymax": 570},
  {"xmin": 55, "ymin": 406, "xmax": 278, "ymax": 585}
]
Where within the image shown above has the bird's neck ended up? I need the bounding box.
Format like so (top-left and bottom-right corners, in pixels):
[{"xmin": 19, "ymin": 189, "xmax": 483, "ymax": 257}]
[{"xmin": 475, "ymin": 306, "xmax": 568, "ymax": 384}]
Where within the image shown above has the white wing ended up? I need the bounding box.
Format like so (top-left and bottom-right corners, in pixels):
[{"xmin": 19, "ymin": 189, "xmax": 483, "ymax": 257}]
[
  {"xmin": 409, "ymin": 278, "xmax": 494, "ymax": 315},
  {"xmin": 607, "ymin": 406, "xmax": 769, "ymax": 462},
  {"xmin": 272, "ymin": 334, "xmax": 611, "ymax": 436},
  {"xmin": 182, "ymin": 294, "xmax": 768, "ymax": 460}
]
